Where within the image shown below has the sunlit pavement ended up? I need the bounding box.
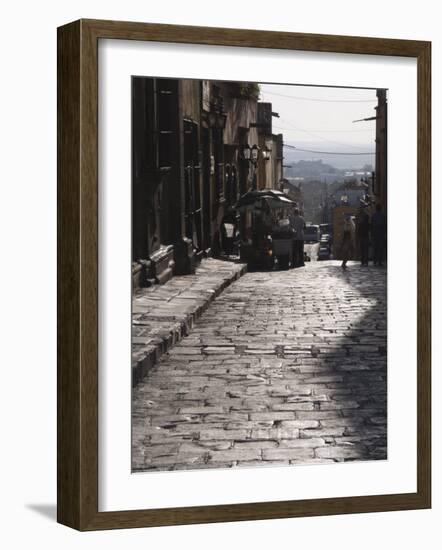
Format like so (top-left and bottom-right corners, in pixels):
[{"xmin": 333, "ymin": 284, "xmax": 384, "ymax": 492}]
[{"xmin": 132, "ymin": 260, "xmax": 387, "ymax": 471}]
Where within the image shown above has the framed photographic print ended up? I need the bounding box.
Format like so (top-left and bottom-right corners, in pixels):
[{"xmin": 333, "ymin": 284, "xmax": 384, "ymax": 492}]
[{"xmin": 57, "ymin": 19, "xmax": 431, "ymax": 530}]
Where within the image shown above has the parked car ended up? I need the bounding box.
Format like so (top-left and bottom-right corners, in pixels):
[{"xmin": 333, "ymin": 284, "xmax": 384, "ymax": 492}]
[
  {"xmin": 319, "ymin": 223, "xmax": 332, "ymax": 236},
  {"xmin": 318, "ymin": 244, "xmax": 331, "ymax": 260},
  {"xmin": 304, "ymin": 224, "xmax": 320, "ymax": 243}
]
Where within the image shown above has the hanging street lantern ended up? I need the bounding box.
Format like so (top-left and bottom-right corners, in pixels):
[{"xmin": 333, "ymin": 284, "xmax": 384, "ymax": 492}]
[
  {"xmin": 262, "ymin": 145, "xmax": 271, "ymax": 161},
  {"xmin": 242, "ymin": 144, "xmax": 251, "ymax": 161},
  {"xmin": 208, "ymin": 110, "xmax": 227, "ymax": 130}
]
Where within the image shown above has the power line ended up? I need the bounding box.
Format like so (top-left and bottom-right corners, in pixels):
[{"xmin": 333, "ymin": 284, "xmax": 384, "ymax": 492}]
[
  {"xmin": 273, "ymin": 124, "xmax": 373, "ymax": 133},
  {"xmin": 273, "ymin": 122, "xmax": 373, "ymax": 149},
  {"xmin": 262, "ymin": 90, "xmax": 377, "ymax": 103},
  {"xmin": 284, "ymin": 144, "xmax": 375, "ymax": 155}
]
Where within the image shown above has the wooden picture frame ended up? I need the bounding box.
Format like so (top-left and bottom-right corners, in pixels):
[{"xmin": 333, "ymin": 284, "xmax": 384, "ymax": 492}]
[{"xmin": 57, "ymin": 19, "xmax": 431, "ymax": 531}]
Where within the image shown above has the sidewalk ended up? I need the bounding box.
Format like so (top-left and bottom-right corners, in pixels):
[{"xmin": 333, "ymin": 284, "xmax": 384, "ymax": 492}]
[{"xmin": 132, "ymin": 258, "xmax": 247, "ymax": 386}]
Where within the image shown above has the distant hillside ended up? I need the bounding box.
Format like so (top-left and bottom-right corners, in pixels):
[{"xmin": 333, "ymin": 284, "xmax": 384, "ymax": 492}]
[
  {"xmin": 286, "ymin": 159, "xmax": 339, "ymax": 178},
  {"xmin": 283, "ymin": 156, "xmax": 374, "ymax": 224},
  {"xmin": 283, "ymin": 141, "xmax": 375, "ymax": 170}
]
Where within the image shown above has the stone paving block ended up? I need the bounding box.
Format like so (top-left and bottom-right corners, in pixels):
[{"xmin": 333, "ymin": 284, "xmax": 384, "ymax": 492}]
[
  {"xmin": 303, "ymin": 375, "xmax": 345, "ymax": 384},
  {"xmin": 279, "ymin": 420, "xmax": 320, "ymax": 429},
  {"xmin": 249, "ymin": 412, "xmax": 296, "ymax": 421},
  {"xmin": 233, "ymin": 441, "xmax": 279, "ymax": 450},
  {"xmin": 168, "ymin": 347, "xmax": 203, "ymax": 356},
  {"xmin": 271, "ymin": 402, "xmax": 315, "ymax": 411},
  {"xmin": 279, "ymin": 437, "xmax": 326, "ymax": 448},
  {"xmin": 295, "ymin": 410, "xmax": 344, "ymax": 420},
  {"xmin": 170, "ymin": 462, "xmax": 235, "ymax": 471},
  {"xmin": 289, "ymin": 458, "xmax": 336, "ymax": 465},
  {"xmin": 319, "ymin": 400, "xmax": 361, "ymax": 410},
  {"xmin": 250, "ymin": 428, "xmax": 300, "ymax": 440},
  {"xmin": 300, "ymin": 427, "xmax": 347, "ymax": 437},
  {"xmin": 262, "ymin": 448, "xmax": 315, "ymax": 461},
  {"xmin": 320, "ymin": 418, "xmax": 366, "ymax": 428},
  {"xmin": 181, "ymin": 441, "xmax": 232, "ymax": 451},
  {"xmin": 145, "ymin": 453, "xmax": 207, "ymax": 466},
  {"xmin": 315, "ymin": 445, "xmax": 368, "ymax": 460},
  {"xmin": 236, "ymin": 460, "xmax": 290, "ymax": 467},
  {"xmin": 203, "ymin": 413, "xmax": 250, "ymax": 423},
  {"xmin": 178, "ymin": 406, "xmax": 226, "ymax": 415},
  {"xmin": 199, "ymin": 429, "xmax": 249, "ymax": 441},
  {"xmin": 225, "ymin": 420, "xmax": 274, "ymax": 430},
  {"xmin": 208, "ymin": 449, "xmax": 262, "ymax": 462},
  {"xmin": 165, "ymin": 422, "xmax": 225, "ymax": 434},
  {"xmin": 144, "ymin": 443, "xmax": 180, "ymax": 458},
  {"xmin": 149, "ymin": 414, "xmax": 199, "ymax": 426},
  {"xmin": 344, "ymin": 426, "xmax": 386, "ymax": 436},
  {"xmin": 204, "ymin": 346, "xmax": 236, "ymax": 354}
]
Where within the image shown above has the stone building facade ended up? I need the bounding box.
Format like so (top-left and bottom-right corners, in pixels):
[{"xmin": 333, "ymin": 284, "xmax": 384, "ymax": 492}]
[{"xmin": 132, "ymin": 78, "xmax": 283, "ymax": 288}]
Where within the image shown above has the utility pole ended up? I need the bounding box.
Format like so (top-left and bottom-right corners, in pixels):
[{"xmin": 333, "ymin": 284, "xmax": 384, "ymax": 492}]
[{"xmin": 352, "ymin": 89, "xmax": 387, "ymax": 214}]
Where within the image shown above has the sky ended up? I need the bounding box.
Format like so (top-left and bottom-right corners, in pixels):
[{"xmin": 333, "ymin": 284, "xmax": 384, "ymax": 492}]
[{"xmin": 259, "ymin": 83, "xmax": 378, "ymax": 155}]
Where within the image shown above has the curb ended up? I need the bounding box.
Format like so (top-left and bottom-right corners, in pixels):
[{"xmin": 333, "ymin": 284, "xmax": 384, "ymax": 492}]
[{"xmin": 132, "ymin": 262, "xmax": 247, "ymax": 387}]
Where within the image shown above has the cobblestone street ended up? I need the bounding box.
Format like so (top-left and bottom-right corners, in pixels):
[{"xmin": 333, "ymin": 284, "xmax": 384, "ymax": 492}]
[{"xmin": 132, "ymin": 260, "xmax": 387, "ymax": 472}]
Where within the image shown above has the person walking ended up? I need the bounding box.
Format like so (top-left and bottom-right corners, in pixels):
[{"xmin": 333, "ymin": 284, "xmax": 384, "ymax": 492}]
[
  {"xmin": 340, "ymin": 213, "xmax": 355, "ymax": 269},
  {"xmin": 371, "ymin": 203, "xmax": 387, "ymax": 266},
  {"xmin": 290, "ymin": 208, "xmax": 305, "ymax": 268},
  {"xmin": 355, "ymin": 200, "xmax": 370, "ymax": 266}
]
